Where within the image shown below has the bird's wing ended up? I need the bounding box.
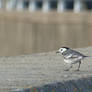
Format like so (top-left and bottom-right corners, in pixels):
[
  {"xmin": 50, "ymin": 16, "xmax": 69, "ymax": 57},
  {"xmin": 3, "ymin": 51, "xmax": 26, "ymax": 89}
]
[
  {"xmin": 65, "ymin": 50, "xmax": 83, "ymax": 59},
  {"xmin": 70, "ymin": 54, "xmax": 80, "ymax": 58},
  {"xmin": 65, "ymin": 54, "xmax": 79, "ymax": 59},
  {"xmin": 63, "ymin": 49, "xmax": 85, "ymax": 60}
]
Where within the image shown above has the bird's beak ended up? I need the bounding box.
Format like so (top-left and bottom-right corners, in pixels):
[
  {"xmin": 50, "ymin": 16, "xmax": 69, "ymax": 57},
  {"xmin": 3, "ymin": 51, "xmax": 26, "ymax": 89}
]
[{"xmin": 56, "ymin": 51, "xmax": 60, "ymax": 54}]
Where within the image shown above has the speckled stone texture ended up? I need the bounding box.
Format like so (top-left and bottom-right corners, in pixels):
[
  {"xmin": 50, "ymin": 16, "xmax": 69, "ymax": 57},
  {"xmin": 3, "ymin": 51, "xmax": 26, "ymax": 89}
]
[{"xmin": 0, "ymin": 47, "xmax": 92, "ymax": 92}]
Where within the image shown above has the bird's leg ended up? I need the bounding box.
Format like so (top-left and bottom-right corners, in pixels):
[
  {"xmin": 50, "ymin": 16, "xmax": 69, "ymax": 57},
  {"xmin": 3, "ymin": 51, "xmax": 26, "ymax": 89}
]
[
  {"xmin": 76, "ymin": 61, "xmax": 81, "ymax": 71},
  {"xmin": 64, "ymin": 64, "xmax": 73, "ymax": 71}
]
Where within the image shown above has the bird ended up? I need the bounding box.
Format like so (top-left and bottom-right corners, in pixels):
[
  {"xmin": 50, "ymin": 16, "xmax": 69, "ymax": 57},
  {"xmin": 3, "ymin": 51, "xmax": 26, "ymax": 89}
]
[{"xmin": 56, "ymin": 47, "xmax": 89, "ymax": 71}]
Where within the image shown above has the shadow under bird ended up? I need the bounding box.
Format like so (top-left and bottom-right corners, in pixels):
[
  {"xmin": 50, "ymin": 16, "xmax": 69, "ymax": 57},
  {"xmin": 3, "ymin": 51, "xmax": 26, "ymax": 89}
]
[{"xmin": 56, "ymin": 47, "xmax": 90, "ymax": 71}]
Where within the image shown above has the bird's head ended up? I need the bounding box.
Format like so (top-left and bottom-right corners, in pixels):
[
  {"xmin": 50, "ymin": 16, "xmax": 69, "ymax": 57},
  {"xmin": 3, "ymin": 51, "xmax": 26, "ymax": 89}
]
[{"xmin": 56, "ymin": 47, "xmax": 70, "ymax": 54}]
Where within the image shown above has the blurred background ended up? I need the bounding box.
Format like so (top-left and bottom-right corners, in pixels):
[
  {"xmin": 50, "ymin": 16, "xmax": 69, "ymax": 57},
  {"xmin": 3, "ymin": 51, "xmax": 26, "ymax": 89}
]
[{"xmin": 0, "ymin": 0, "xmax": 92, "ymax": 56}]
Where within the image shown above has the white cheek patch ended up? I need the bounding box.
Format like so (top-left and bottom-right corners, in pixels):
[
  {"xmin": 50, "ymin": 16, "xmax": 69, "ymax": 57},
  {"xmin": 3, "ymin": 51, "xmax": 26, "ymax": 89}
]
[
  {"xmin": 59, "ymin": 48, "xmax": 67, "ymax": 53},
  {"xmin": 61, "ymin": 48, "xmax": 67, "ymax": 53}
]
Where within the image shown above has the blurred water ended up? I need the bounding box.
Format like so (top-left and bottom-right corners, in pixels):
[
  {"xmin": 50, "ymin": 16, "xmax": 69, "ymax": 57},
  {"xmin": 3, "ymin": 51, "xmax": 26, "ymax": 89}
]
[
  {"xmin": 0, "ymin": 21, "xmax": 92, "ymax": 56},
  {"xmin": 0, "ymin": 12, "xmax": 91, "ymax": 56}
]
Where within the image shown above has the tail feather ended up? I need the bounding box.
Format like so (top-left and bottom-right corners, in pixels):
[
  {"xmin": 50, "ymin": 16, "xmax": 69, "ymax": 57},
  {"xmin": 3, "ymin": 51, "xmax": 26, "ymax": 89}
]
[{"xmin": 84, "ymin": 55, "xmax": 92, "ymax": 58}]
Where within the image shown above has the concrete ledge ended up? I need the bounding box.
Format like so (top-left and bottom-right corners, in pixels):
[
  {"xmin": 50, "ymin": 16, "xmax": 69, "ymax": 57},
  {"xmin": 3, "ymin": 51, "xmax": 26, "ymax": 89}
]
[{"xmin": 0, "ymin": 47, "xmax": 92, "ymax": 92}]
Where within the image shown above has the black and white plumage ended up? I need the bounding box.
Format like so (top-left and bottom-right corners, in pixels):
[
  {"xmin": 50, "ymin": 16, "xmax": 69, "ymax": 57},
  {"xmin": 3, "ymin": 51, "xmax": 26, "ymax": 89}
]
[{"xmin": 56, "ymin": 47, "xmax": 89, "ymax": 71}]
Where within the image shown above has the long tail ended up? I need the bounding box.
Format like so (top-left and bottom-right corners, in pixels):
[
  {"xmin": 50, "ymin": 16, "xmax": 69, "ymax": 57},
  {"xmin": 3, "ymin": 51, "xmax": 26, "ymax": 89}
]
[{"xmin": 84, "ymin": 55, "xmax": 92, "ymax": 58}]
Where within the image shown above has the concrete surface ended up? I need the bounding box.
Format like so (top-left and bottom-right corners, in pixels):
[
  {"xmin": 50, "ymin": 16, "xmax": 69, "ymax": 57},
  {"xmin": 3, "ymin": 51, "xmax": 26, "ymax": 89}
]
[{"xmin": 0, "ymin": 47, "xmax": 92, "ymax": 92}]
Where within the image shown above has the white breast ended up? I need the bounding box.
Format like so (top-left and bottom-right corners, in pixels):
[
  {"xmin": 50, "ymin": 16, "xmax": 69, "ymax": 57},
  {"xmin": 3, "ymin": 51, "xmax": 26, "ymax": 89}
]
[
  {"xmin": 64, "ymin": 59, "xmax": 80, "ymax": 64},
  {"xmin": 64, "ymin": 59, "xmax": 73, "ymax": 63}
]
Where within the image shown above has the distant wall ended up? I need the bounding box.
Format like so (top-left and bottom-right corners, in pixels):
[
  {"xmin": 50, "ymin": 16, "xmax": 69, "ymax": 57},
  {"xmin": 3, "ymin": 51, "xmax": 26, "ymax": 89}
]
[{"xmin": 0, "ymin": 11, "xmax": 92, "ymax": 56}]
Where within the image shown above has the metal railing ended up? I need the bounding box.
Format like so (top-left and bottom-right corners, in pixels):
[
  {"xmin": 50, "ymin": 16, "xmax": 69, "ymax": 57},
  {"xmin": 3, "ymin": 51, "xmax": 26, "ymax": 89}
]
[{"xmin": 0, "ymin": 0, "xmax": 91, "ymax": 13}]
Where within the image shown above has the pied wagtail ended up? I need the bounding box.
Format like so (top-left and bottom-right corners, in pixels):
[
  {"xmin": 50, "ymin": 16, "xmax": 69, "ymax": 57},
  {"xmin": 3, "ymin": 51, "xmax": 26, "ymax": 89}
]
[{"xmin": 56, "ymin": 47, "xmax": 89, "ymax": 71}]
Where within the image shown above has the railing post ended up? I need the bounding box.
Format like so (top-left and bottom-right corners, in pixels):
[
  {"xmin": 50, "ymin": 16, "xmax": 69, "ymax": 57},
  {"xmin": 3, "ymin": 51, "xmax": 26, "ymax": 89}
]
[
  {"xmin": 0, "ymin": 0, "xmax": 6, "ymax": 9},
  {"xmin": 29, "ymin": 0, "xmax": 37, "ymax": 12},
  {"xmin": 16, "ymin": 0, "xmax": 24, "ymax": 11},
  {"xmin": 42, "ymin": 0, "xmax": 51, "ymax": 13},
  {"xmin": 57, "ymin": 0, "xmax": 67, "ymax": 12},
  {"xmin": 74, "ymin": 0, "xmax": 86, "ymax": 13},
  {"xmin": 6, "ymin": 0, "xmax": 17, "ymax": 11},
  {"xmin": 0, "ymin": 0, "xmax": 2, "ymax": 8}
]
